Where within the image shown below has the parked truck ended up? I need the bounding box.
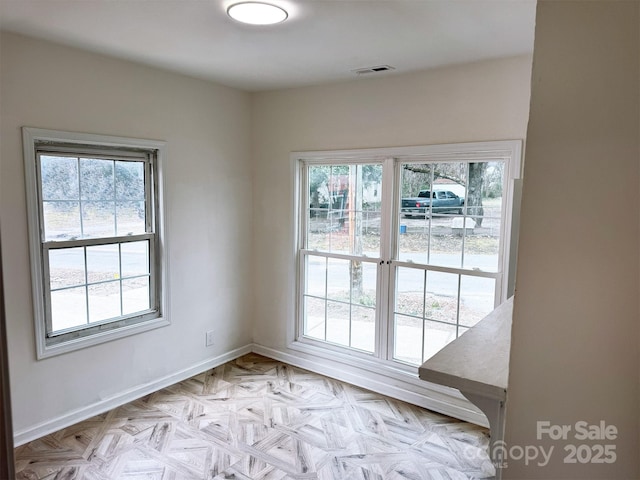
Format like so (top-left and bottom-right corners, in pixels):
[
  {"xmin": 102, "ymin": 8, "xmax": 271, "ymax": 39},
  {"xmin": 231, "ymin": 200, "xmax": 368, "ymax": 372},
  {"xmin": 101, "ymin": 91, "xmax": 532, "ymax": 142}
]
[{"xmin": 401, "ymin": 190, "xmax": 464, "ymax": 218}]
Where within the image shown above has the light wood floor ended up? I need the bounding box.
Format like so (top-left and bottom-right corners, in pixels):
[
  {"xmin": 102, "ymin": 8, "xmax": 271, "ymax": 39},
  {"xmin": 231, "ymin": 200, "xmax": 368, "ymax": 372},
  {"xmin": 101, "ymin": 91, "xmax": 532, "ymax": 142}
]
[{"xmin": 14, "ymin": 354, "xmax": 494, "ymax": 479}]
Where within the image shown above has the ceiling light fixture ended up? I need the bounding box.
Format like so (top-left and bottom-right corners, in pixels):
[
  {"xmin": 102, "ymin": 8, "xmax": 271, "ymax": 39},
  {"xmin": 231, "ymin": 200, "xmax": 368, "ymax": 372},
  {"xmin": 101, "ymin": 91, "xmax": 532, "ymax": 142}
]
[{"xmin": 227, "ymin": 2, "xmax": 288, "ymax": 25}]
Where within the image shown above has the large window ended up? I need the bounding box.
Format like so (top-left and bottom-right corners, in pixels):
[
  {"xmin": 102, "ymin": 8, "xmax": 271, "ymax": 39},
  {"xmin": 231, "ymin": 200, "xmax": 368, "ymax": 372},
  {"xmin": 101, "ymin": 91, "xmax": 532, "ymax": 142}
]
[
  {"xmin": 296, "ymin": 141, "xmax": 521, "ymax": 370},
  {"xmin": 23, "ymin": 128, "xmax": 169, "ymax": 358}
]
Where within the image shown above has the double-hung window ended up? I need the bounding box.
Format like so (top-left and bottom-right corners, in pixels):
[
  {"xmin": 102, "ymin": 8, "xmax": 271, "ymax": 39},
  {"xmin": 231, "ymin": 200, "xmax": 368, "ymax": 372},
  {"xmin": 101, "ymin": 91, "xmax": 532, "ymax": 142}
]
[
  {"xmin": 296, "ymin": 141, "xmax": 521, "ymax": 371},
  {"xmin": 23, "ymin": 128, "xmax": 169, "ymax": 358}
]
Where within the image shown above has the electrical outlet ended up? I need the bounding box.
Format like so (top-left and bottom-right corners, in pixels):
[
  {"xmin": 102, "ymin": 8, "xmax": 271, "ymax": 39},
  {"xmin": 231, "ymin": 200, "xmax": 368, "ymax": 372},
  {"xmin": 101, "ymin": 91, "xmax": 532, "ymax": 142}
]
[{"xmin": 205, "ymin": 330, "xmax": 215, "ymax": 347}]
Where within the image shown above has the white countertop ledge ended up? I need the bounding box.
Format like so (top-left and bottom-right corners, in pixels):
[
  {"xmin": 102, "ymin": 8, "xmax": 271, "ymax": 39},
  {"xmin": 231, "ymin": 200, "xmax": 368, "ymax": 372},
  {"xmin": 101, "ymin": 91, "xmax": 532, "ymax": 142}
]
[{"xmin": 418, "ymin": 297, "xmax": 513, "ymax": 402}]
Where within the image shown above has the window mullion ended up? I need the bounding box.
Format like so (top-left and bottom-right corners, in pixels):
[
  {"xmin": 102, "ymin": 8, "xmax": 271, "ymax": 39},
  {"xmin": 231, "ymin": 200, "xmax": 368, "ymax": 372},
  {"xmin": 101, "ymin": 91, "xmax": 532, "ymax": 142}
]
[
  {"xmin": 460, "ymin": 163, "xmax": 469, "ymax": 268},
  {"xmin": 77, "ymin": 157, "xmax": 84, "ymax": 238},
  {"xmin": 456, "ymin": 274, "xmax": 462, "ymax": 338},
  {"xmin": 35, "ymin": 153, "xmax": 47, "ymax": 243},
  {"xmin": 392, "ymin": 260, "xmax": 501, "ymax": 279},
  {"xmin": 421, "ymin": 269, "xmax": 427, "ymax": 364},
  {"xmin": 36, "ymin": 146, "xmax": 149, "ymax": 161},
  {"xmin": 112, "ymin": 160, "xmax": 117, "ymax": 236},
  {"xmin": 376, "ymin": 157, "xmax": 400, "ymax": 359},
  {"xmin": 299, "ymin": 249, "xmax": 380, "ymax": 263},
  {"xmin": 41, "ymin": 246, "xmax": 54, "ymax": 334},
  {"xmin": 323, "ymin": 256, "xmax": 328, "ymax": 343},
  {"xmin": 299, "ymin": 163, "xmax": 309, "ymax": 250},
  {"xmin": 149, "ymin": 237, "xmax": 157, "ymax": 312},
  {"xmin": 145, "ymin": 154, "xmax": 153, "ymax": 234},
  {"xmin": 44, "ymin": 233, "xmax": 154, "ymax": 250},
  {"xmin": 118, "ymin": 243, "xmax": 124, "ymax": 317},
  {"xmin": 83, "ymin": 245, "xmax": 89, "ymax": 327}
]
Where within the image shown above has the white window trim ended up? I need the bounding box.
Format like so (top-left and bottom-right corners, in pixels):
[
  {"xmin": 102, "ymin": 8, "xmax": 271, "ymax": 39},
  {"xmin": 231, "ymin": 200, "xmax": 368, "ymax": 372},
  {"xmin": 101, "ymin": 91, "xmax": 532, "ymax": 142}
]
[
  {"xmin": 22, "ymin": 127, "xmax": 171, "ymax": 359},
  {"xmin": 289, "ymin": 139, "xmax": 522, "ymax": 374}
]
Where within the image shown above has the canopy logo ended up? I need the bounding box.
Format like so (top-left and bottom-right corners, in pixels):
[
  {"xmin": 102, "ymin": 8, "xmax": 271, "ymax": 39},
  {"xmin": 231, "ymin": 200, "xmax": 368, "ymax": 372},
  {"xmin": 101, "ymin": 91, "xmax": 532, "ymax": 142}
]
[{"xmin": 464, "ymin": 421, "xmax": 618, "ymax": 470}]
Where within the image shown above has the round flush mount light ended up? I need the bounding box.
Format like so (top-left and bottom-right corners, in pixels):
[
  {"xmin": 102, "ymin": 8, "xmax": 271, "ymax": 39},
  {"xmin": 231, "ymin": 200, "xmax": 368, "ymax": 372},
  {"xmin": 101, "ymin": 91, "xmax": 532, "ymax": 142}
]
[{"xmin": 227, "ymin": 2, "xmax": 288, "ymax": 25}]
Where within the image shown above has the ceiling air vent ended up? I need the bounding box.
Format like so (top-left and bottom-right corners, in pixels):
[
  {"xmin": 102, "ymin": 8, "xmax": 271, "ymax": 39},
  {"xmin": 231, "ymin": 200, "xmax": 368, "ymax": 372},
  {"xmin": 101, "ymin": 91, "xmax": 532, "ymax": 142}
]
[{"xmin": 353, "ymin": 65, "xmax": 396, "ymax": 75}]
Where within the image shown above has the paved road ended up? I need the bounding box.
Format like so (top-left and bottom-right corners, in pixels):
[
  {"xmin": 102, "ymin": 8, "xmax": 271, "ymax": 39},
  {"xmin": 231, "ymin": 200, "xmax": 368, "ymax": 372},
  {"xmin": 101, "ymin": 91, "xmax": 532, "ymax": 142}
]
[
  {"xmin": 48, "ymin": 242, "xmax": 148, "ymax": 276},
  {"xmin": 306, "ymin": 253, "xmax": 496, "ymax": 314}
]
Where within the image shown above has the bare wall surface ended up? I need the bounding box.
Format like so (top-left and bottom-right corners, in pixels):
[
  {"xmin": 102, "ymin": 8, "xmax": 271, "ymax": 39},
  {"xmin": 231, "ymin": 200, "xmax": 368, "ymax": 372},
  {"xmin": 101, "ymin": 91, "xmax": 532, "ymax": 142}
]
[
  {"xmin": 0, "ymin": 33, "xmax": 253, "ymax": 435},
  {"xmin": 250, "ymin": 56, "xmax": 533, "ymax": 352},
  {"xmin": 506, "ymin": 2, "xmax": 640, "ymax": 478}
]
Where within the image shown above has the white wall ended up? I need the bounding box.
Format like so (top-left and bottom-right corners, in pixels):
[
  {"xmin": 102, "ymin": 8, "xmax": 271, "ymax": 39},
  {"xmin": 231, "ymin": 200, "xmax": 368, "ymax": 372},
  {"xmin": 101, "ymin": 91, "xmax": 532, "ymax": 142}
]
[
  {"xmin": 250, "ymin": 57, "xmax": 532, "ymax": 355},
  {"xmin": 0, "ymin": 33, "xmax": 253, "ymax": 437},
  {"xmin": 4, "ymin": 6, "xmax": 638, "ymax": 477},
  {"xmin": 506, "ymin": 2, "xmax": 639, "ymax": 478}
]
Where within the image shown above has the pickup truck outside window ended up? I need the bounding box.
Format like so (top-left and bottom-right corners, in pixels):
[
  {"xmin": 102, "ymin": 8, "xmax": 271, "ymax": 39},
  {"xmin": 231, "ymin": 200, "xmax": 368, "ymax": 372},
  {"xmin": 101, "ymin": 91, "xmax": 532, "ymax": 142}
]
[{"xmin": 401, "ymin": 190, "xmax": 464, "ymax": 218}]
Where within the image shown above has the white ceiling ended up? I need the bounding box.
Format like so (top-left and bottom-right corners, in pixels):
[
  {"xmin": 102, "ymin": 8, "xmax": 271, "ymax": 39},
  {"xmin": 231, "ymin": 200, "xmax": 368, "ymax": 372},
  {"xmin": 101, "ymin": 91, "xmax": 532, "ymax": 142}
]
[{"xmin": 0, "ymin": 0, "xmax": 537, "ymax": 92}]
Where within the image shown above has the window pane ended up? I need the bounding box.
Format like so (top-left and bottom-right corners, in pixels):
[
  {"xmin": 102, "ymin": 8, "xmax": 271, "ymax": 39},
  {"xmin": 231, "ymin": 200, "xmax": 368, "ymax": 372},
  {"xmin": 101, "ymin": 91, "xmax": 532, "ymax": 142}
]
[
  {"xmin": 307, "ymin": 212, "xmax": 330, "ymax": 251},
  {"xmin": 307, "ymin": 165, "xmax": 332, "ymax": 250},
  {"xmin": 41, "ymin": 156, "xmax": 79, "ymax": 200},
  {"xmin": 122, "ymin": 277, "xmax": 150, "ymax": 315},
  {"xmin": 328, "ymin": 216, "xmax": 350, "ymax": 254},
  {"xmin": 399, "ymin": 162, "xmax": 467, "ymax": 267},
  {"xmin": 362, "ymin": 209, "xmax": 381, "ymax": 256},
  {"xmin": 305, "ymin": 255, "xmax": 326, "ymax": 298},
  {"xmin": 115, "ymin": 161, "xmax": 145, "ymax": 200},
  {"xmin": 462, "ymin": 162, "xmax": 504, "ymax": 272},
  {"xmin": 394, "ymin": 314, "xmax": 422, "ymax": 366},
  {"xmin": 463, "ymin": 217, "xmax": 500, "ymax": 271},
  {"xmin": 464, "ymin": 162, "xmax": 504, "ymax": 217},
  {"xmin": 398, "ymin": 225, "xmax": 429, "ymax": 264},
  {"xmin": 326, "ymin": 258, "xmax": 350, "ymax": 302},
  {"xmin": 459, "ymin": 276, "xmax": 496, "ymax": 328},
  {"xmin": 49, "ymin": 247, "xmax": 85, "ymax": 289},
  {"xmin": 80, "ymin": 158, "xmax": 114, "ymax": 201},
  {"xmin": 432, "ymin": 162, "xmax": 466, "ymax": 208},
  {"xmin": 86, "ymin": 244, "xmax": 119, "ymax": 284},
  {"xmin": 351, "ymin": 261, "xmax": 376, "ymax": 307},
  {"xmin": 88, "ymin": 281, "xmax": 121, "ymax": 322},
  {"xmin": 334, "ymin": 211, "xmax": 374, "ymax": 256},
  {"xmin": 51, "ymin": 287, "xmax": 87, "ymax": 332},
  {"xmin": 304, "ymin": 296, "xmax": 326, "ymax": 341},
  {"xmin": 43, "ymin": 201, "xmax": 81, "ymax": 241},
  {"xmin": 429, "ymin": 225, "xmax": 462, "ymax": 268},
  {"xmin": 400, "ymin": 164, "xmax": 432, "ymax": 208},
  {"xmin": 82, "ymin": 202, "xmax": 116, "ymax": 237},
  {"xmin": 360, "ymin": 164, "xmax": 382, "ymax": 255},
  {"xmin": 351, "ymin": 305, "xmax": 375, "ymax": 352},
  {"xmin": 423, "ymin": 321, "xmax": 457, "ymax": 362},
  {"xmin": 121, "ymin": 241, "xmax": 149, "ymax": 278},
  {"xmin": 326, "ymin": 300, "xmax": 349, "ymax": 347},
  {"xmin": 116, "ymin": 201, "xmax": 146, "ymax": 235},
  {"xmin": 395, "ymin": 267, "xmax": 424, "ymax": 317},
  {"xmin": 307, "ymin": 163, "xmax": 382, "ymax": 257},
  {"xmin": 425, "ymin": 271, "xmax": 459, "ymax": 324}
]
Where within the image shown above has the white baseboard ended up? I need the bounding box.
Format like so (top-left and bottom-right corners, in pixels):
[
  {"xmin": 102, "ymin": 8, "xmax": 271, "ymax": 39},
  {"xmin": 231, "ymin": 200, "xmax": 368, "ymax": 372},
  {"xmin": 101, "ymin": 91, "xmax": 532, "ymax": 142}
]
[
  {"xmin": 14, "ymin": 342, "xmax": 487, "ymax": 446},
  {"xmin": 250, "ymin": 343, "xmax": 488, "ymax": 428},
  {"xmin": 13, "ymin": 345, "xmax": 252, "ymax": 446}
]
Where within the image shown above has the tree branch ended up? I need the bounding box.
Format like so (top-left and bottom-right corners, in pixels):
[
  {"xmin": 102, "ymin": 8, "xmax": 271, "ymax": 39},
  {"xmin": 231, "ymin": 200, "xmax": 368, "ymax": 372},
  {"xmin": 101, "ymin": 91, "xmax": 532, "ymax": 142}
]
[{"xmin": 402, "ymin": 165, "xmax": 466, "ymax": 186}]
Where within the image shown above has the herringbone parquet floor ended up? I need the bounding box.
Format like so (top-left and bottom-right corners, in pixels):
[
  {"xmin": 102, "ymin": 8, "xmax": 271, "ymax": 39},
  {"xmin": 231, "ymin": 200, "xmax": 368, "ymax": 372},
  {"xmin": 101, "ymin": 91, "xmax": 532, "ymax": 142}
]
[{"xmin": 14, "ymin": 354, "xmax": 494, "ymax": 479}]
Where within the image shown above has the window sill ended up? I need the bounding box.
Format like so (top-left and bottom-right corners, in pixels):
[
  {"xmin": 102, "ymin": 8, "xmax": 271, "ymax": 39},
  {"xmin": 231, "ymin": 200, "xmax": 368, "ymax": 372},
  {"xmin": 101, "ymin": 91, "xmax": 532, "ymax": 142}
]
[{"xmin": 37, "ymin": 315, "xmax": 170, "ymax": 359}]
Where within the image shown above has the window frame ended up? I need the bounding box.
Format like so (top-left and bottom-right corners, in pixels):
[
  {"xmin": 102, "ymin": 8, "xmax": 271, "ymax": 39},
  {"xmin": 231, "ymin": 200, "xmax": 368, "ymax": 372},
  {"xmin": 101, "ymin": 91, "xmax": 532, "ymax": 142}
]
[
  {"xmin": 297, "ymin": 157, "xmax": 390, "ymax": 362},
  {"xmin": 23, "ymin": 128, "xmax": 170, "ymax": 359},
  {"xmin": 293, "ymin": 140, "xmax": 522, "ymax": 371}
]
